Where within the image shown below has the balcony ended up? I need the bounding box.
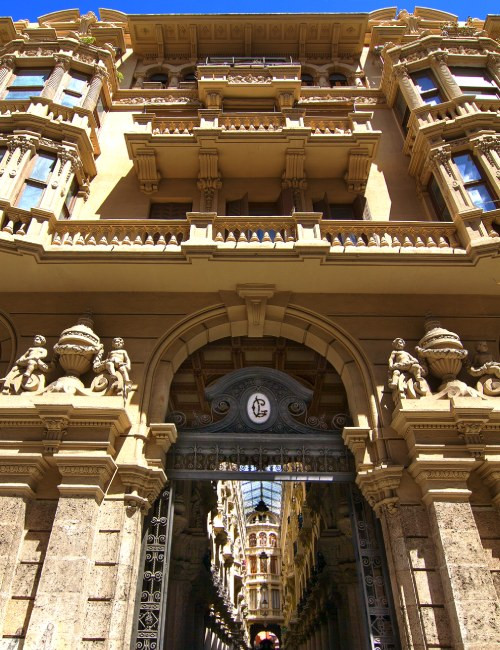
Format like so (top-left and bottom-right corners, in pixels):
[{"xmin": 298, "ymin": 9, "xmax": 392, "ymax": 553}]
[{"xmin": 0, "ymin": 210, "xmax": 498, "ymax": 294}]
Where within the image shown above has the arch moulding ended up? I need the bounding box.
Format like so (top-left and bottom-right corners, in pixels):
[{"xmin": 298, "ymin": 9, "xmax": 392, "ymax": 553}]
[{"xmin": 140, "ymin": 290, "xmax": 382, "ymax": 437}]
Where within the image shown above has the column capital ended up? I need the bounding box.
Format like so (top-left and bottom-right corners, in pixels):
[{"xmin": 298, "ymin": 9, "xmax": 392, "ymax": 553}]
[
  {"xmin": 54, "ymin": 455, "xmax": 116, "ymax": 502},
  {"xmin": 0, "ymin": 454, "xmax": 49, "ymax": 497},
  {"xmin": 408, "ymin": 460, "xmax": 475, "ymax": 503},
  {"xmin": 355, "ymin": 463, "xmax": 404, "ymax": 516}
]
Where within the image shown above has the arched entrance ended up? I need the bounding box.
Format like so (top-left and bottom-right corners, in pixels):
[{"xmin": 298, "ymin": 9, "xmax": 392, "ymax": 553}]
[{"xmin": 133, "ymin": 336, "xmax": 398, "ymax": 649}]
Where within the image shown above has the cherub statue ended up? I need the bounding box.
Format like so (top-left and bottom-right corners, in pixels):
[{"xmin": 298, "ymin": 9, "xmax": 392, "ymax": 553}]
[
  {"xmin": 1, "ymin": 335, "xmax": 49, "ymax": 394},
  {"xmin": 468, "ymin": 341, "xmax": 500, "ymax": 396},
  {"xmin": 388, "ymin": 337, "xmax": 430, "ymax": 401},
  {"xmin": 91, "ymin": 337, "xmax": 132, "ymax": 398}
]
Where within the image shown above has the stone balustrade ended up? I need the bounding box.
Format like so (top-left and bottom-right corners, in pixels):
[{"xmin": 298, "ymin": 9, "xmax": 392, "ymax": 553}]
[
  {"xmin": 151, "ymin": 117, "xmax": 199, "ymax": 135},
  {"xmin": 320, "ymin": 220, "xmax": 463, "ymax": 250},
  {"xmin": 220, "ymin": 113, "xmax": 285, "ymax": 132},
  {"xmin": 49, "ymin": 219, "xmax": 190, "ymax": 248},
  {"xmin": 1, "ymin": 211, "xmax": 498, "ymax": 256},
  {"xmin": 304, "ymin": 117, "xmax": 352, "ymax": 135}
]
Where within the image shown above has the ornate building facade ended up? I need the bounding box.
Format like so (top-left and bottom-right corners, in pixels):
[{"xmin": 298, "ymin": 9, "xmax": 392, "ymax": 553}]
[{"xmin": 0, "ymin": 6, "xmax": 499, "ymax": 650}]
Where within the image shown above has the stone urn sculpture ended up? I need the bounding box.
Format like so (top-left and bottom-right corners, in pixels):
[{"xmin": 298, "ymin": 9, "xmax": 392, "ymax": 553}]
[
  {"xmin": 45, "ymin": 314, "xmax": 101, "ymax": 394},
  {"xmin": 416, "ymin": 317, "xmax": 482, "ymax": 398}
]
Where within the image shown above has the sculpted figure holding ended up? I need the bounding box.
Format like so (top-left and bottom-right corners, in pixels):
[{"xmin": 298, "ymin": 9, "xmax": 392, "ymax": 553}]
[
  {"xmin": 1, "ymin": 335, "xmax": 49, "ymax": 394},
  {"xmin": 92, "ymin": 337, "xmax": 132, "ymax": 397},
  {"xmin": 469, "ymin": 341, "xmax": 500, "ymax": 396},
  {"xmin": 388, "ymin": 337, "xmax": 429, "ymax": 401}
]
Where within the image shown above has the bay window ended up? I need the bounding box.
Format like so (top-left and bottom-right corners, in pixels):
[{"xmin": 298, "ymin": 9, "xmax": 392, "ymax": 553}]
[
  {"xmin": 4, "ymin": 69, "xmax": 51, "ymax": 99},
  {"xmin": 453, "ymin": 153, "xmax": 496, "ymax": 211},
  {"xmin": 59, "ymin": 71, "xmax": 90, "ymax": 108},
  {"xmin": 16, "ymin": 152, "xmax": 56, "ymax": 210},
  {"xmin": 410, "ymin": 70, "xmax": 444, "ymax": 105},
  {"xmin": 428, "ymin": 176, "xmax": 452, "ymax": 221},
  {"xmin": 450, "ymin": 67, "xmax": 499, "ymax": 100}
]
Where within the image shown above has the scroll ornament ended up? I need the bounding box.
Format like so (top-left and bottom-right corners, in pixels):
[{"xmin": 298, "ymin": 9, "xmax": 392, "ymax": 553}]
[{"xmin": 0, "ymin": 315, "xmax": 133, "ymax": 399}]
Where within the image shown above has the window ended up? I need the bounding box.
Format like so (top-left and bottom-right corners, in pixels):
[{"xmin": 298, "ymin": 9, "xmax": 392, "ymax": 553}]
[
  {"xmin": 271, "ymin": 589, "xmax": 280, "ymax": 609},
  {"xmin": 411, "ymin": 70, "xmax": 444, "ymax": 105},
  {"xmin": 182, "ymin": 71, "xmax": 197, "ymax": 83},
  {"xmin": 258, "ymin": 532, "xmax": 267, "ymax": 546},
  {"xmin": 249, "ymin": 556, "xmax": 257, "ymax": 574},
  {"xmin": 150, "ymin": 202, "xmax": 192, "ymax": 219},
  {"xmin": 270, "ymin": 556, "xmax": 278, "ymax": 574},
  {"xmin": 5, "ymin": 69, "xmax": 51, "ymax": 99},
  {"xmin": 428, "ymin": 176, "xmax": 452, "ymax": 221},
  {"xmin": 301, "ymin": 73, "xmax": 314, "ymax": 86},
  {"xmin": 259, "ymin": 555, "xmax": 267, "ymax": 573},
  {"xmin": 60, "ymin": 71, "xmax": 89, "ymax": 108},
  {"xmin": 249, "ymin": 533, "xmax": 257, "ymax": 547},
  {"xmin": 394, "ymin": 89, "xmax": 410, "ymax": 133},
  {"xmin": 450, "ymin": 67, "xmax": 499, "ymax": 100},
  {"xmin": 453, "ymin": 153, "xmax": 496, "ymax": 211},
  {"xmin": 313, "ymin": 195, "xmax": 370, "ymax": 220},
  {"xmin": 329, "ymin": 72, "xmax": 348, "ymax": 87},
  {"xmin": 249, "ymin": 589, "xmax": 257, "ymax": 609},
  {"xmin": 95, "ymin": 94, "xmax": 106, "ymax": 127},
  {"xmin": 16, "ymin": 152, "xmax": 56, "ymax": 211},
  {"xmin": 59, "ymin": 179, "xmax": 78, "ymax": 219},
  {"xmin": 269, "ymin": 533, "xmax": 277, "ymax": 548}
]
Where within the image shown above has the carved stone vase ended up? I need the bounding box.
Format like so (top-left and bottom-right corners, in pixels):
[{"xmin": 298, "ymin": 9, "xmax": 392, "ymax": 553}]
[
  {"xmin": 416, "ymin": 317, "xmax": 467, "ymax": 384},
  {"xmin": 46, "ymin": 314, "xmax": 101, "ymax": 394},
  {"xmin": 416, "ymin": 317, "xmax": 482, "ymax": 399}
]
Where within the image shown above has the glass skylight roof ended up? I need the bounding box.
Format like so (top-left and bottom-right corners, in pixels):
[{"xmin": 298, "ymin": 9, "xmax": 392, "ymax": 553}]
[{"xmin": 240, "ymin": 481, "xmax": 282, "ymax": 516}]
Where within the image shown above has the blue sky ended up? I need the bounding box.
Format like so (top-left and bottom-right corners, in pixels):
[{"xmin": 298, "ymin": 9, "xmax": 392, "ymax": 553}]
[{"xmin": 6, "ymin": 1, "xmax": 500, "ymax": 22}]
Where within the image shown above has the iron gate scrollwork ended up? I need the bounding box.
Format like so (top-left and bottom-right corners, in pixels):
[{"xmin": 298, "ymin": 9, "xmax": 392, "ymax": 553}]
[
  {"xmin": 133, "ymin": 483, "xmax": 175, "ymax": 650},
  {"xmin": 350, "ymin": 486, "xmax": 400, "ymax": 650}
]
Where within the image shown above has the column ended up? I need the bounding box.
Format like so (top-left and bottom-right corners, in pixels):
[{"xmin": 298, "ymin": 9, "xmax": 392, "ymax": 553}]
[
  {"xmin": 23, "ymin": 457, "xmax": 115, "ymax": 650},
  {"xmin": 0, "ymin": 458, "xmax": 46, "ymax": 638},
  {"xmin": 377, "ymin": 502, "xmax": 427, "ymax": 649},
  {"xmin": 412, "ymin": 465, "xmax": 500, "ymax": 649},
  {"xmin": 82, "ymin": 66, "xmax": 107, "ymax": 111},
  {"xmin": 0, "ymin": 135, "xmax": 36, "ymax": 202},
  {"xmin": 40, "ymin": 56, "xmax": 70, "ymax": 100},
  {"xmin": 326, "ymin": 606, "xmax": 340, "ymax": 648},
  {"xmin": 486, "ymin": 53, "xmax": 500, "ymax": 84},
  {"xmin": 0, "ymin": 55, "xmax": 15, "ymax": 90},
  {"xmin": 393, "ymin": 64, "xmax": 422, "ymax": 110},
  {"xmin": 429, "ymin": 53, "xmax": 462, "ymax": 99}
]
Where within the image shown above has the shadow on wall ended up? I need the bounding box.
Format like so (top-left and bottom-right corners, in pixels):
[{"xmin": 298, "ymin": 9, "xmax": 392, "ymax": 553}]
[{"xmin": 95, "ymin": 168, "xmax": 150, "ymax": 219}]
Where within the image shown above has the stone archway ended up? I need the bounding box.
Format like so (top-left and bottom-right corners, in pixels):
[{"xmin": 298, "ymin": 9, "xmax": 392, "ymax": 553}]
[
  {"xmin": 133, "ymin": 329, "xmax": 399, "ymax": 650},
  {"xmin": 140, "ymin": 293, "xmax": 381, "ymax": 433},
  {"xmin": 0, "ymin": 310, "xmax": 17, "ymax": 379}
]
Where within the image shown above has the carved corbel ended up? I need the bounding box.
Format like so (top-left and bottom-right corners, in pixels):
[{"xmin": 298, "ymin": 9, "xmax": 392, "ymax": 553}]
[
  {"xmin": 282, "ymin": 149, "xmax": 307, "ymax": 210},
  {"xmin": 133, "ymin": 148, "xmax": 159, "ymax": 193},
  {"xmin": 456, "ymin": 420, "xmax": 486, "ymax": 459},
  {"xmin": 344, "ymin": 150, "xmax": 370, "ymax": 193},
  {"xmin": 118, "ymin": 465, "xmax": 167, "ymax": 513},
  {"xmin": 237, "ymin": 284, "xmax": 275, "ymax": 338},
  {"xmin": 197, "ymin": 149, "xmax": 221, "ymax": 211}
]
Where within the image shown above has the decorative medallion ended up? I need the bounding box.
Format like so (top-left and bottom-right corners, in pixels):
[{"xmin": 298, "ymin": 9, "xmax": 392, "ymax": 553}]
[{"xmin": 247, "ymin": 391, "xmax": 271, "ymax": 424}]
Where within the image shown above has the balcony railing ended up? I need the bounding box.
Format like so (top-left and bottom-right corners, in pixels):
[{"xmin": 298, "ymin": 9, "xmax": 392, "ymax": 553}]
[
  {"xmin": 220, "ymin": 113, "xmax": 285, "ymax": 132},
  {"xmin": 1, "ymin": 210, "xmax": 498, "ymax": 258}
]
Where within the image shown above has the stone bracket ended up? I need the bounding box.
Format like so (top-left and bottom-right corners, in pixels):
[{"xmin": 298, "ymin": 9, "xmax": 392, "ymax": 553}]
[{"xmin": 236, "ymin": 283, "xmax": 275, "ymax": 337}]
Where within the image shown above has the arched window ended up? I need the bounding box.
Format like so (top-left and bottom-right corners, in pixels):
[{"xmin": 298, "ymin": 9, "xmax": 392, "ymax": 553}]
[
  {"xmin": 182, "ymin": 71, "xmax": 197, "ymax": 83},
  {"xmin": 146, "ymin": 73, "xmax": 168, "ymax": 88},
  {"xmin": 259, "ymin": 532, "xmax": 267, "ymax": 546},
  {"xmin": 249, "ymin": 533, "xmax": 257, "ymax": 547},
  {"xmin": 301, "ymin": 73, "xmax": 314, "ymax": 86},
  {"xmin": 329, "ymin": 72, "xmax": 348, "ymax": 87},
  {"xmin": 250, "ymin": 556, "xmax": 257, "ymax": 574},
  {"xmin": 269, "ymin": 533, "xmax": 277, "ymax": 548}
]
